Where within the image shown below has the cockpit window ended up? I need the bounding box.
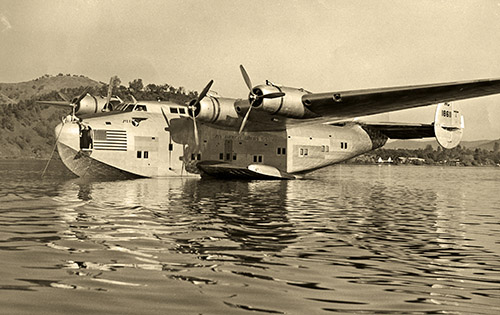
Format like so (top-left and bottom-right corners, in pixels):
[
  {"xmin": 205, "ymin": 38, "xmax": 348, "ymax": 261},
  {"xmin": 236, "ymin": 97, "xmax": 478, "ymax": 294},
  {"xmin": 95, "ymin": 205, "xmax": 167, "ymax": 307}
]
[
  {"xmin": 115, "ymin": 103, "xmax": 127, "ymax": 111},
  {"xmin": 178, "ymin": 107, "xmax": 186, "ymax": 114},
  {"xmin": 134, "ymin": 105, "xmax": 147, "ymax": 111},
  {"xmin": 124, "ymin": 104, "xmax": 134, "ymax": 112},
  {"xmin": 170, "ymin": 107, "xmax": 179, "ymax": 114}
]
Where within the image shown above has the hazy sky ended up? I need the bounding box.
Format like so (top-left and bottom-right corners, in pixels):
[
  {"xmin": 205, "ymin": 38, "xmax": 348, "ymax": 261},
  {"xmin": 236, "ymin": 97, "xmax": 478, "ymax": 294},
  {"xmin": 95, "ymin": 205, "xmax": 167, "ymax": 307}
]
[{"xmin": 1, "ymin": 0, "xmax": 500, "ymax": 140}]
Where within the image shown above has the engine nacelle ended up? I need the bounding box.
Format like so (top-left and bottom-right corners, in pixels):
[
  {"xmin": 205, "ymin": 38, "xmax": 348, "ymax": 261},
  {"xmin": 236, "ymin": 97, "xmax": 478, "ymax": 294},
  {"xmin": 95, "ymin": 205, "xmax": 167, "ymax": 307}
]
[
  {"xmin": 252, "ymin": 84, "xmax": 318, "ymax": 119},
  {"xmin": 74, "ymin": 94, "xmax": 101, "ymax": 115},
  {"xmin": 75, "ymin": 94, "xmax": 120, "ymax": 115},
  {"xmin": 191, "ymin": 96, "xmax": 240, "ymax": 127}
]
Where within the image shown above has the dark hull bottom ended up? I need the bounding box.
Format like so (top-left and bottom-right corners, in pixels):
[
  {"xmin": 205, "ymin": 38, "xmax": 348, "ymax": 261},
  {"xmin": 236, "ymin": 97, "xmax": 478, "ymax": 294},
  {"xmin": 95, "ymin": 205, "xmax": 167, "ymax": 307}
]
[
  {"xmin": 197, "ymin": 161, "xmax": 295, "ymax": 180},
  {"xmin": 57, "ymin": 143, "xmax": 142, "ymax": 180}
]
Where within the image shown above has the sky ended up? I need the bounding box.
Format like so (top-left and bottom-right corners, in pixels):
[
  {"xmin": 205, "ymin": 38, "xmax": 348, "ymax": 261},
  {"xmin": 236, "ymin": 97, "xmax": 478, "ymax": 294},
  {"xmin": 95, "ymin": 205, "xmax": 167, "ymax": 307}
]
[{"xmin": 1, "ymin": 0, "xmax": 500, "ymax": 140}]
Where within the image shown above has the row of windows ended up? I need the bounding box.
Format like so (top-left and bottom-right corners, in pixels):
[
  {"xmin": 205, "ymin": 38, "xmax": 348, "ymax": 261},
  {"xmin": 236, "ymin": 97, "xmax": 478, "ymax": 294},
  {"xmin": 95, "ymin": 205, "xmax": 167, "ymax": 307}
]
[
  {"xmin": 219, "ymin": 153, "xmax": 237, "ymax": 161},
  {"xmin": 253, "ymin": 155, "xmax": 263, "ymax": 163},
  {"xmin": 191, "ymin": 153, "xmax": 202, "ymax": 160},
  {"xmin": 277, "ymin": 147, "xmax": 286, "ymax": 155},
  {"xmin": 137, "ymin": 151, "xmax": 149, "ymax": 159},
  {"xmin": 170, "ymin": 107, "xmax": 186, "ymax": 114},
  {"xmin": 340, "ymin": 142, "xmax": 348, "ymax": 150}
]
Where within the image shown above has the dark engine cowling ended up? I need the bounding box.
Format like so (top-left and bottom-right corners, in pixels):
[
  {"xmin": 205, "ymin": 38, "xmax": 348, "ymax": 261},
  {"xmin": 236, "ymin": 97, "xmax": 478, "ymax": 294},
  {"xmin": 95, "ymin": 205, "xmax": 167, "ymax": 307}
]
[
  {"xmin": 251, "ymin": 85, "xmax": 318, "ymax": 119},
  {"xmin": 191, "ymin": 96, "xmax": 240, "ymax": 127}
]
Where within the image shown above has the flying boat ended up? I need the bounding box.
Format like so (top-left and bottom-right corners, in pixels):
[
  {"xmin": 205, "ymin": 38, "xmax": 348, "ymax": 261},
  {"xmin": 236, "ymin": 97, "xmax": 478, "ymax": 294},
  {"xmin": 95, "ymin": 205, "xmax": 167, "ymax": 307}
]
[{"xmin": 43, "ymin": 66, "xmax": 500, "ymax": 179}]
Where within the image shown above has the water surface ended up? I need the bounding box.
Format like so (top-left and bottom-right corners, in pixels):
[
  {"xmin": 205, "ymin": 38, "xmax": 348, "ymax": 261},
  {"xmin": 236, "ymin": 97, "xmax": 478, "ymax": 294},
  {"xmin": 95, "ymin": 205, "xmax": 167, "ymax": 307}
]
[{"xmin": 1, "ymin": 160, "xmax": 500, "ymax": 314}]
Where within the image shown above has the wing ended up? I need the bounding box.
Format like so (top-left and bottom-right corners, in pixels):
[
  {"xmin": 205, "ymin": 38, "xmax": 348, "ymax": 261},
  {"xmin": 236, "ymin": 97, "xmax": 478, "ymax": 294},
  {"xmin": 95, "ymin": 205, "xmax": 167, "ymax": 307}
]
[{"xmin": 303, "ymin": 78, "xmax": 500, "ymax": 119}]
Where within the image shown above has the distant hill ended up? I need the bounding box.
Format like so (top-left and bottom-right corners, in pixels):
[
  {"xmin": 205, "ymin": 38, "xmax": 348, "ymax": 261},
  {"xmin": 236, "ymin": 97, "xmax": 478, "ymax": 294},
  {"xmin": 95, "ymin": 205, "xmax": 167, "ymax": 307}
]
[
  {"xmin": 475, "ymin": 139, "xmax": 500, "ymax": 151},
  {"xmin": 0, "ymin": 74, "xmax": 103, "ymax": 159},
  {"xmin": 0, "ymin": 74, "xmax": 101, "ymax": 104}
]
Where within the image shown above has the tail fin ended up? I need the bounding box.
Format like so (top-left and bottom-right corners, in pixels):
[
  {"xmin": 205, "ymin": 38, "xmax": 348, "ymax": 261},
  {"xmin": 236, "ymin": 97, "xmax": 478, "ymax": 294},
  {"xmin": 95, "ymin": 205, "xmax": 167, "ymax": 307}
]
[{"xmin": 434, "ymin": 102, "xmax": 464, "ymax": 149}]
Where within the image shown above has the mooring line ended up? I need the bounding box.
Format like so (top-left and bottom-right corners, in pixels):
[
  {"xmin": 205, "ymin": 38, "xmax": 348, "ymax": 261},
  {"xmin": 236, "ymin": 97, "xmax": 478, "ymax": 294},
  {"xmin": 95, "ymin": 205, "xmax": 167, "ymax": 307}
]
[{"xmin": 41, "ymin": 123, "xmax": 64, "ymax": 178}]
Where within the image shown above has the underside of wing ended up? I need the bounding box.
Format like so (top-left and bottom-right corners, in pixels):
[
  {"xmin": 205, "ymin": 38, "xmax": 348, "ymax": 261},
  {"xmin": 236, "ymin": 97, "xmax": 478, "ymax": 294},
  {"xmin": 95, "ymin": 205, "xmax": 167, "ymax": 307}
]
[
  {"xmin": 303, "ymin": 78, "xmax": 500, "ymax": 119},
  {"xmin": 352, "ymin": 122, "xmax": 435, "ymax": 139}
]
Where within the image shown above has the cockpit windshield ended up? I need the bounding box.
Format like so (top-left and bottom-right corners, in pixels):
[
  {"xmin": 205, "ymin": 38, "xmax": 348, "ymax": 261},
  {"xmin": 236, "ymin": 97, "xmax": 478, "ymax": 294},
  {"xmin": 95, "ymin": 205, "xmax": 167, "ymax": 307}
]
[
  {"xmin": 134, "ymin": 104, "xmax": 147, "ymax": 111},
  {"xmin": 123, "ymin": 104, "xmax": 134, "ymax": 112},
  {"xmin": 115, "ymin": 103, "xmax": 148, "ymax": 112}
]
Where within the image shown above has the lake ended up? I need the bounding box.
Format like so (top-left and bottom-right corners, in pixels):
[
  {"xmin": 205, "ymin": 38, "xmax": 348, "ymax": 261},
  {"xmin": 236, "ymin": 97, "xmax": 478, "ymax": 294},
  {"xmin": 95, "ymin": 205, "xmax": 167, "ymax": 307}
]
[{"xmin": 1, "ymin": 160, "xmax": 499, "ymax": 314}]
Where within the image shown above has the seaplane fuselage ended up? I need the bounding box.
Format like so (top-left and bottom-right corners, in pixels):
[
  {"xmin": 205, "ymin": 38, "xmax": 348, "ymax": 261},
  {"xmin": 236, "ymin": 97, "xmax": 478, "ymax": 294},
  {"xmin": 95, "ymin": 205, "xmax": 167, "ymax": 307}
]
[{"xmin": 55, "ymin": 100, "xmax": 382, "ymax": 179}]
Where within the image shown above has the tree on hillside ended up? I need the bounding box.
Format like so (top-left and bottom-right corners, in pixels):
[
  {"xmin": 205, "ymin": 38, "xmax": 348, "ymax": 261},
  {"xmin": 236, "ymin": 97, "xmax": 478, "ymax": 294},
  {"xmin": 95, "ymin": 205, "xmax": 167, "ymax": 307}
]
[{"xmin": 129, "ymin": 79, "xmax": 143, "ymax": 92}]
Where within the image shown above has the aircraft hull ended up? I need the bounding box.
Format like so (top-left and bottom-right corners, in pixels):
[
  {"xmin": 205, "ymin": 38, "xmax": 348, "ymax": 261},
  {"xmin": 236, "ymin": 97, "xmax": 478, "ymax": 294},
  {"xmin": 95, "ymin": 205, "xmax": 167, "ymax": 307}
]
[{"xmin": 57, "ymin": 142, "xmax": 141, "ymax": 179}]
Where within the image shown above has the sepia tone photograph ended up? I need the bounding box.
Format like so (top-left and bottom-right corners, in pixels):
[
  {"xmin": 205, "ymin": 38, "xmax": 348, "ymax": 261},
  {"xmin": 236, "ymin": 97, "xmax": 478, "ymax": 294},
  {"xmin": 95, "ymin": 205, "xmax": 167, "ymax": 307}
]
[{"xmin": 1, "ymin": 0, "xmax": 500, "ymax": 314}]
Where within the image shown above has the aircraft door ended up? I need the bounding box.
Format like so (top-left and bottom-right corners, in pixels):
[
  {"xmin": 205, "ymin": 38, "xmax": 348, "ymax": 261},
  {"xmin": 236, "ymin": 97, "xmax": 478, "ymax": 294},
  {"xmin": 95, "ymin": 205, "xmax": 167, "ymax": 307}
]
[
  {"xmin": 224, "ymin": 139, "xmax": 233, "ymax": 161},
  {"xmin": 80, "ymin": 125, "xmax": 93, "ymax": 150}
]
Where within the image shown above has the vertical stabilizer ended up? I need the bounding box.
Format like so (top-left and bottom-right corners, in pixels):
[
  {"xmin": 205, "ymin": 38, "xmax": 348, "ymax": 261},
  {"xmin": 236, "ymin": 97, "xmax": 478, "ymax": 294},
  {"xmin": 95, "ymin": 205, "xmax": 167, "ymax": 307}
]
[{"xmin": 434, "ymin": 102, "xmax": 464, "ymax": 149}]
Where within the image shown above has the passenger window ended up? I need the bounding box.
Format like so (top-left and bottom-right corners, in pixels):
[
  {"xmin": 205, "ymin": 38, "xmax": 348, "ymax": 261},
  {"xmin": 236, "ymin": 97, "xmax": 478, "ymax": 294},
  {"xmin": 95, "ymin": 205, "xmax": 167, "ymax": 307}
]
[
  {"xmin": 144, "ymin": 151, "xmax": 149, "ymax": 159},
  {"xmin": 137, "ymin": 151, "xmax": 142, "ymax": 158}
]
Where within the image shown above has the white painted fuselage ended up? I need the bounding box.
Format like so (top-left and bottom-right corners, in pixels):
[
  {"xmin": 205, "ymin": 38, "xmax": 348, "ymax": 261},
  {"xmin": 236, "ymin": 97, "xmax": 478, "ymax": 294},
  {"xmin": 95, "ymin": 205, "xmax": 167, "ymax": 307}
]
[{"xmin": 55, "ymin": 101, "xmax": 382, "ymax": 179}]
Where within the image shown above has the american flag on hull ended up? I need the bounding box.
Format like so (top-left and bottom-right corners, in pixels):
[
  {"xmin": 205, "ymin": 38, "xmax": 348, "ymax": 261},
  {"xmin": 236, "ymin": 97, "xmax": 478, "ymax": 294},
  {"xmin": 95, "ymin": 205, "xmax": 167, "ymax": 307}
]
[{"xmin": 93, "ymin": 129, "xmax": 127, "ymax": 151}]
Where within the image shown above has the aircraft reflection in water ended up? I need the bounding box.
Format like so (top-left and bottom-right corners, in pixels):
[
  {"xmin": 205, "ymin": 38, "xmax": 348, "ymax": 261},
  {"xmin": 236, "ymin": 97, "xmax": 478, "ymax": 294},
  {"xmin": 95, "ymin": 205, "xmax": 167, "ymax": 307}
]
[
  {"xmin": 59, "ymin": 178, "xmax": 296, "ymax": 254},
  {"xmin": 41, "ymin": 66, "xmax": 500, "ymax": 180}
]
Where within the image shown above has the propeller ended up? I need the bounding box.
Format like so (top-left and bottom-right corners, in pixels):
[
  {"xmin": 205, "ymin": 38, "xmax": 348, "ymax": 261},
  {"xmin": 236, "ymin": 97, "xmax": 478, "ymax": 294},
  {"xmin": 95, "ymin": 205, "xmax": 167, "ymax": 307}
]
[
  {"xmin": 104, "ymin": 77, "xmax": 114, "ymax": 111},
  {"xmin": 37, "ymin": 88, "xmax": 90, "ymax": 118},
  {"xmin": 70, "ymin": 87, "xmax": 90, "ymax": 117},
  {"xmin": 58, "ymin": 91, "xmax": 70, "ymax": 103},
  {"xmin": 238, "ymin": 65, "xmax": 285, "ymax": 133},
  {"xmin": 188, "ymin": 80, "xmax": 214, "ymax": 146}
]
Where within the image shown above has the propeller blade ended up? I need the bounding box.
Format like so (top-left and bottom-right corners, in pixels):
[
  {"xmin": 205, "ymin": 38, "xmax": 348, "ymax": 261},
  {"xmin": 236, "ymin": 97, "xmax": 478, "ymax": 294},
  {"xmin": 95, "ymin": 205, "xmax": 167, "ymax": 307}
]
[
  {"xmin": 197, "ymin": 80, "xmax": 214, "ymax": 103},
  {"xmin": 240, "ymin": 65, "xmax": 253, "ymax": 91},
  {"xmin": 36, "ymin": 101, "xmax": 73, "ymax": 107},
  {"xmin": 188, "ymin": 80, "xmax": 213, "ymax": 147},
  {"xmin": 58, "ymin": 92, "xmax": 70, "ymax": 102},
  {"xmin": 105, "ymin": 77, "xmax": 113, "ymax": 108},
  {"xmin": 238, "ymin": 106, "xmax": 252, "ymax": 134},
  {"xmin": 193, "ymin": 113, "xmax": 199, "ymax": 146},
  {"xmin": 75, "ymin": 87, "xmax": 91, "ymax": 104}
]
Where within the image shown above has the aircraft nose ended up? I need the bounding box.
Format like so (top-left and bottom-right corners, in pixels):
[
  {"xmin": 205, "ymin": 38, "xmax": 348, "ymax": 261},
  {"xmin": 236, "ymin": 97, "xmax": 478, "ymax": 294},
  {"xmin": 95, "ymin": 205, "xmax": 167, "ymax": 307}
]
[{"xmin": 54, "ymin": 120, "xmax": 80, "ymax": 151}]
